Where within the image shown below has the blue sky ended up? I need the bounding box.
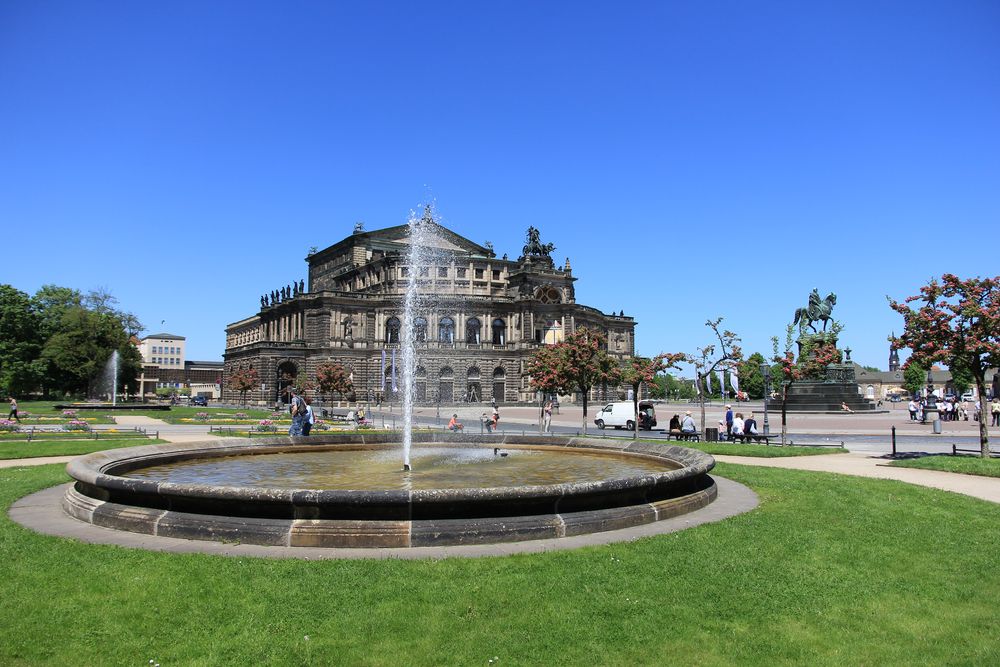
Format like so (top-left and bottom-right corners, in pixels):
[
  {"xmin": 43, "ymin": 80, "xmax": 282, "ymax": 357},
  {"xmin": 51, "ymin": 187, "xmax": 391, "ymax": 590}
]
[{"xmin": 2, "ymin": 2, "xmax": 998, "ymax": 368}]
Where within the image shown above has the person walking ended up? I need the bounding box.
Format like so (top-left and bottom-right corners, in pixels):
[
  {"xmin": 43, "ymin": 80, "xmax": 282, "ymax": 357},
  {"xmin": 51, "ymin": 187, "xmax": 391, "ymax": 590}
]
[
  {"xmin": 302, "ymin": 398, "xmax": 315, "ymax": 436},
  {"xmin": 288, "ymin": 389, "xmax": 307, "ymax": 436},
  {"xmin": 991, "ymin": 398, "xmax": 1000, "ymax": 427},
  {"xmin": 907, "ymin": 398, "xmax": 918, "ymax": 421},
  {"xmin": 542, "ymin": 400, "xmax": 553, "ymax": 433},
  {"xmin": 7, "ymin": 397, "xmax": 19, "ymax": 423},
  {"xmin": 491, "ymin": 406, "xmax": 500, "ymax": 432}
]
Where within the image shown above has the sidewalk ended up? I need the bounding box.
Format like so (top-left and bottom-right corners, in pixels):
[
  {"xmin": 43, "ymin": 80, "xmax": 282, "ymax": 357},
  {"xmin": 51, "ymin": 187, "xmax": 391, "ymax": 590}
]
[{"xmin": 713, "ymin": 452, "xmax": 1000, "ymax": 504}]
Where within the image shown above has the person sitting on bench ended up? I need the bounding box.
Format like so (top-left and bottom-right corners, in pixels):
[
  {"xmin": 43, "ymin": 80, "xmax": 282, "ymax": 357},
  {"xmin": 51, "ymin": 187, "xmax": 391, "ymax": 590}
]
[
  {"xmin": 448, "ymin": 414, "xmax": 464, "ymax": 431},
  {"xmin": 668, "ymin": 413, "xmax": 682, "ymax": 437},
  {"xmin": 743, "ymin": 412, "xmax": 759, "ymax": 441},
  {"xmin": 680, "ymin": 411, "xmax": 697, "ymax": 438}
]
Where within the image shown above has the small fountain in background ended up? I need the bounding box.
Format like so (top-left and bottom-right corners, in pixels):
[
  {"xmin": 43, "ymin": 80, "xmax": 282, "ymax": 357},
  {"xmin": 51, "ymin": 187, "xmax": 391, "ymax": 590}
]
[{"xmin": 91, "ymin": 350, "xmax": 119, "ymax": 406}]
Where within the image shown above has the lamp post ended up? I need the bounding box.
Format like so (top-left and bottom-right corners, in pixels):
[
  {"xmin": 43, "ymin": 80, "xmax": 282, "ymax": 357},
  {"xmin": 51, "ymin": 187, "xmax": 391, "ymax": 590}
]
[
  {"xmin": 924, "ymin": 367, "xmax": 939, "ymax": 426},
  {"xmin": 760, "ymin": 362, "xmax": 771, "ymax": 436}
]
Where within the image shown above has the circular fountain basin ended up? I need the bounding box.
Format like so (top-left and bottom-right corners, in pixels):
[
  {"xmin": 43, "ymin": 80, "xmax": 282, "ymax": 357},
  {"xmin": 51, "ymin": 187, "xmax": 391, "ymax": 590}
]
[{"xmin": 63, "ymin": 432, "xmax": 717, "ymax": 548}]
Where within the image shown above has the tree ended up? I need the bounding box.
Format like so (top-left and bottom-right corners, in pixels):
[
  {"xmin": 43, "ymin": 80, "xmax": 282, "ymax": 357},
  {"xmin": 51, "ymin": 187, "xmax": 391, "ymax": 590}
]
[
  {"xmin": 227, "ymin": 367, "xmax": 260, "ymax": 406},
  {"xmin": 949, "ymin": 361, "xmax": 973, "ymax": 396},
  {"xmin": 890, "ymin": 274, "xmax": 1000, "ymax": 458},
  {"xmin": 771, "ymin": 324, "xmax": 802, "ymax": 445},
  {"xmin": 621, "ymin": 353, "xmax": 684, "ymax": 439},
  {"xmin": 528, "ymin": 328, "xmax": 622, "ymax": 434},
  {"xmin": 0, "ymin": 285, "xmax": 45, "ymax": 396},
  {"xmin": 315, "ymin": 362, "xmax": 353, "ymax": 403},
  {"xmin": 739, "ymin": 352, "xmax": 768, "ymax": 400},
  {"xmin": 688, "ymin": 318, "xmax": 743, "ymax": 433},
  {"xmin": 902, "ymin": 362, "xmax": 926, "ymax": 397}
]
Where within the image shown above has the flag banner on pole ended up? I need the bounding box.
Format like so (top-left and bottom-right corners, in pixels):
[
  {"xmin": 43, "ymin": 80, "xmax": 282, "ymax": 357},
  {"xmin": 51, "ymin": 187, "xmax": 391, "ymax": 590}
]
[
  {"xmin": 692, "ymin": 381, "xmax": 698, "ymax": 395},
  {"xmin": 705, "ymin": 372, "xmax": 712, "ymax": 394},
  {"xmin": 380, "ymin": 350, "xmax": 386, "ymax": 391},
  {"xmin": 717, "ymin": 370, "xmax": 724, "ymax": 396},
  {"xmin": 731, "ymin": 368, "xmax": 740, "ymax": 393},
  {"xmin": 391, "ymin": 349, "xmax": 398, "ymax": 392}
]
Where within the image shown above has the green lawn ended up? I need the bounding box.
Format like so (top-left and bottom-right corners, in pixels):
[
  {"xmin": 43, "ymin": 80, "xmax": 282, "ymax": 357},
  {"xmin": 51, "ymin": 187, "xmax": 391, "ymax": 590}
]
[
  {"xmin": 1, "ymin": 464, "xmax": 998, "ymax": 664},
  {"xmin": 0, "ymin": 438, "xmax": 166, "ymax": 460},
  {"xmin": 889, "ymin": 454, "xmax": 1000, "ymax": 478},
  {"xmin": 691, "ymin": 442, "xmax": 848, "ymax": 457}
]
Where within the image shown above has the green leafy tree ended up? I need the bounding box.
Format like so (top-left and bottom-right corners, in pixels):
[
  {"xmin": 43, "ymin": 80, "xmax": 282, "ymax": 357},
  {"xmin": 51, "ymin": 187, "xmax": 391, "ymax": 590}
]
[
  {"xmin": 949, "ymin": 362, "xmax": 973, "ymax": 396},
  {"xmin": 739, "ymin": 352, "xmax": 768, "ymax": 400},
  {"xmin": 0, "ymin": 285, "xmax": 45, "ymax": 396},
  {"xmin": 890, "ymin": 274, "xmax": 1000, "ymax": 457},
  {"xmin": 528, "ymin": 328, "xmax": 622, "ymax": 434},
  {"xmin": 902, "ymin": 362, "xmax": 926, "ymax": 396},
  {"xmin": 771, "ymin": 324, "xmax": 802, "ymax": 445}
]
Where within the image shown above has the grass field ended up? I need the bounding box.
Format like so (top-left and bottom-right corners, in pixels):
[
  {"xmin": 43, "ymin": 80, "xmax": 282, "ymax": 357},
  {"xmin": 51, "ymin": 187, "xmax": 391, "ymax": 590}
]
[
  {"xmin": 889, "ymin": 454, "xmax": 1000, "ymax": 478},
  {"xmin": 691, "ymin": 442, "xmax": 848, "ymax": 457},
  {"xmin": 0, "ymin": 438, "xmax": 167, "ymax": 460},
  {"xmin": 1, "ymin": 463, "xmax": 997, "ymax": 665}
]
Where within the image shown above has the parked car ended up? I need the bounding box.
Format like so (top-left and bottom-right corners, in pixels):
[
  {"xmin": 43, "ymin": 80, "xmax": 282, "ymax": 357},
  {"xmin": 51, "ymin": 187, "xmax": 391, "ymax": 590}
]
[
  {"xmin": 594, "ymin": 401, "xmax": 657, "ymax": 430},
  {"xmin": 961, "ymin": 392, "xmax": 975, "ymax": 402},
  {"xmin": 191, "ymin": 396, "xmax": 209, "ymax": 406}
]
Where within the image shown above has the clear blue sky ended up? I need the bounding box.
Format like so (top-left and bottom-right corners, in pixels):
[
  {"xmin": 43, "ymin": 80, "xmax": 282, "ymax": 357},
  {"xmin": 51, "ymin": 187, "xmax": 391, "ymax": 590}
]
[{"xmin": 2, "ymin": 2, "xmax": 998, "ymax": 369}]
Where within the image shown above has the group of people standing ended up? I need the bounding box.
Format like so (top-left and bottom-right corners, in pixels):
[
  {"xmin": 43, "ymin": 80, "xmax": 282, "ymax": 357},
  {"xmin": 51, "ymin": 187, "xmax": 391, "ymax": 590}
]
[{"xmin": 906, "ymin": 397, "xmax": 985, "ymax": 423}]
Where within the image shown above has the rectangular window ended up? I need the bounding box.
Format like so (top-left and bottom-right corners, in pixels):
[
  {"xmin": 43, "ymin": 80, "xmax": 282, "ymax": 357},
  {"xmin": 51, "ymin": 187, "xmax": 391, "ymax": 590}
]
[
  {"xmin": 419, "ymin": 267, "xmax": 429, "ymax": 277},
  {"xmin": 475, "ymin": 268, "xmax": 484, "ymax": 280},
  {"xmin": 438, "ymin": 267, "xmax": 448, "ymax": 278},
  {"xmin": 492, "ymin": 270, "xmax": 501, "ymax": 280},
  {"xmin": 457, "ymin": 268, "xmax": 467, "ymax": 278},
  {"xmin": 401, "ymin": 267, "xmax": 409, "ymax": 277}
]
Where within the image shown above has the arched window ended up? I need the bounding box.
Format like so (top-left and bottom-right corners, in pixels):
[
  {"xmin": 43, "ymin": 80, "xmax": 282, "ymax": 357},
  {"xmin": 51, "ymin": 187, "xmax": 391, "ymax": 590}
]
[
  {"xmin": 414, "ymin": 317, "xmax": 427, "ymax": 342},
  {"xmin": 439, "ymin": 366, "xmax": 454, "ymax": 402},
  {"xmin": 466, "ymin": 317, "xmax": 481, "ymax": 344},
  {"xmin": 439, "ymin": 317, "xmax": 455, "ymax": 343},
  {"xmin": 386, "ymin": 317, "xmax": 400, "ymax": 345},
  {"xmin": 866, "ymin": 385, "xmax": 875, "ymax": 398},
  {"xmin": 492, "ymin": 318, "xmax": 505, "ymax": 345}
]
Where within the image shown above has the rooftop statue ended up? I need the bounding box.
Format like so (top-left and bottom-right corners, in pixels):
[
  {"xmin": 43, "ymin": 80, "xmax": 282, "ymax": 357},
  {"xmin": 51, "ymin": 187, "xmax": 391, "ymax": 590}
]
[{"xmin": 522, "ymin": 226, "xmax": 555, "ymax": 257}]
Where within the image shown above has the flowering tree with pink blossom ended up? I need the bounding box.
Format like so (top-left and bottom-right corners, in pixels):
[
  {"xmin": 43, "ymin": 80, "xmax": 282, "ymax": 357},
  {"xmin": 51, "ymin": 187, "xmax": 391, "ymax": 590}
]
[
  {"xmin": 227, "ymin": 367, "xmax": 259, "ymax": 407},
  {"xmin": 890, "ymin": 274, "xmax": 1000, "ymax": 458},
  {"xmin": 621, "ymin": 353, "xmax": 685, "ymax": 439},
  {"xmin": 528, "ymin": 328, "xmax": 622, "ymax": 434}
]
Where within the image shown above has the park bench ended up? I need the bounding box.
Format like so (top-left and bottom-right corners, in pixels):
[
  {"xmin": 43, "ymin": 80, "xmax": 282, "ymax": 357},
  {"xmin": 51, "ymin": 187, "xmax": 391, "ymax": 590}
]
[{"xmin": 667, "ymin": 430, "xmax": 701, "ymax": 442}]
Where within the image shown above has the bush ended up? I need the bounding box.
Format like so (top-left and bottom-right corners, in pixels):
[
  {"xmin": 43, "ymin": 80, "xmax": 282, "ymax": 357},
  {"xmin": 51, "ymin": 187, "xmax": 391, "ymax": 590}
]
[
  {"xmin": 256, "ymin": 419, "xmax": 277, "ymax": 433},
  {"xmin": 64, "ymin": 420, "xmax": 91, "ymax": 432}
]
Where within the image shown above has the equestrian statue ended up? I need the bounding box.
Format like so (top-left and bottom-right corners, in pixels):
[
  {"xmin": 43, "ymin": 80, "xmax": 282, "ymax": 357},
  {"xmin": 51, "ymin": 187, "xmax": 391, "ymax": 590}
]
[{"xmin": 793, "ymin": 289, "xmax": 837, "ymax": 333}]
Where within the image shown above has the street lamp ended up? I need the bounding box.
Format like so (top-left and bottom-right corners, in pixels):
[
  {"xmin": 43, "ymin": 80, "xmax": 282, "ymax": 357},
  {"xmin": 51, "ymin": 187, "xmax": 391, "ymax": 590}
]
[{"xmin": 760, "ymin": 362, "xmax": 771, "ymax": 436}]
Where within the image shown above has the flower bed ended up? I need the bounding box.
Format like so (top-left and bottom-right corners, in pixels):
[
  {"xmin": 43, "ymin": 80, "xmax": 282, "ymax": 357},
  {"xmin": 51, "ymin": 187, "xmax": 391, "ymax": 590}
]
[
  {"xmin": 255, "ymin": 419, "xmax": 277, "ymax": 433},
  {"xmin": 64, "ymin": 420, "xmax": 92, "ymax": 432},
  {"xmin": 0, "ymin": 419, "xmax": 19, "ymax": 433}
]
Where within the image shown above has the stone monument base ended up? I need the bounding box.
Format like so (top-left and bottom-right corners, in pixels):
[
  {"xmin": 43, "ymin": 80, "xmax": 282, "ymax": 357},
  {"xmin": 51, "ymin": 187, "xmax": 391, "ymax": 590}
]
[{"xmin": 767, "ymin": 380, "xmax": 876, "ymax": 413}]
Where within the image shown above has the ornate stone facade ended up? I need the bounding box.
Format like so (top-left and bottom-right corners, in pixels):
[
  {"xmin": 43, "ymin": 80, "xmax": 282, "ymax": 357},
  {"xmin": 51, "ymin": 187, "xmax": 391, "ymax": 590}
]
[{"xmin": 223, "ymin": 219, "xmax": 636, "ymax": 405}]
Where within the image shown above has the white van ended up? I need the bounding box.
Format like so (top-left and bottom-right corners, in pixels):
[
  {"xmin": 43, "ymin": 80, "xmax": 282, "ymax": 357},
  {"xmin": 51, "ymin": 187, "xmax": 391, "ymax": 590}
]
[{"xmin": 594, "ymin": 401, "xmax": 657, "ymax": 431}]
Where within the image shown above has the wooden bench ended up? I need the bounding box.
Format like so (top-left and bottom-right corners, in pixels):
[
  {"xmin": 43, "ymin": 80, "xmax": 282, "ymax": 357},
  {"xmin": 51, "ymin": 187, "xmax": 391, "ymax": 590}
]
[{"xmin": 667, "ymin": 431, "xmax": 701, "ymax": 442}]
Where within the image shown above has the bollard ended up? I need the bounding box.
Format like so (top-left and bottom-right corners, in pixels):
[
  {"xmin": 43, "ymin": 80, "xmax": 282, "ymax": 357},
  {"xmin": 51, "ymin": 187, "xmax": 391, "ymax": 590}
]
[
  {"xmin": 891, "ymin": 425, "xmax": 896, "ymax": 456},
  {"xmin": 933, "ymin": 419, "xmax": 942, "ymax": 435}
]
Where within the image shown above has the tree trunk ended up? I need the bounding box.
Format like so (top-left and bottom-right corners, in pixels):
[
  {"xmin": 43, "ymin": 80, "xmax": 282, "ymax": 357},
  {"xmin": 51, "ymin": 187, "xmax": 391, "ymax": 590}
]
[
  {"xmin": 581, "ymin": 387, "xmax": 589, "ymax": 434},
  {"xmin": 975, "ymin": 376, "xmax": 990, "ymax": 458},
  {"xmin": 781, "ymin": 383, "xmax": 788, "ymax": 445},
  {"xmin": 633, "ymin": 384, "xmax": 640, "ymax": 441},
  {"xmin": 698, "ymin": 373, "xmax": 707, "ymax": 436}
]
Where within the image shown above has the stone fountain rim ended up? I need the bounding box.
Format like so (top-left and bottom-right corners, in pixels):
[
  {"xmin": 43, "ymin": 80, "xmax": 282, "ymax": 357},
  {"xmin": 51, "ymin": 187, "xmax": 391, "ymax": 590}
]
[{"xmin": 66, "ymin": 432, "xmax": 715, "ymax": 503}]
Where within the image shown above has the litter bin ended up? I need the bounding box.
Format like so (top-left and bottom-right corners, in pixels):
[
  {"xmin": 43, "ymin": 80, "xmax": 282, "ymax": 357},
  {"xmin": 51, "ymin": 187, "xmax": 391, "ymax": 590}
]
[
  {"xmin": 705, "ymin": 427, "xmax": 719, "ymax": 442},
  {"xmin": 933, "ymin": 419, "xmax": 942, "ymax": 434}
]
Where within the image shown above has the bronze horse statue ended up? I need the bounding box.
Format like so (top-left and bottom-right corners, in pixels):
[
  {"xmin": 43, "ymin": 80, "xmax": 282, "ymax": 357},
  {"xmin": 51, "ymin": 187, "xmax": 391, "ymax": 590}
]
[{"xmin": 793, "ymin": 290, "xmax": 837, "ymax": 333}]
